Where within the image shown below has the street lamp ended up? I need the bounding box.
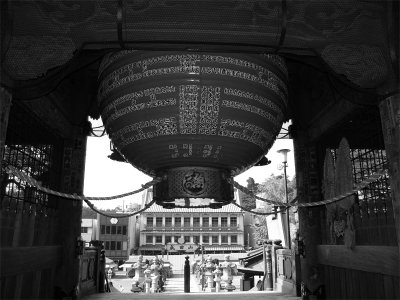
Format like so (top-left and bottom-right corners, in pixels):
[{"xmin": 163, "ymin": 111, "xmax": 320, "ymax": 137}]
[{"xmin": 277, "ymin": 149, "xmax": 291, "ymax": 249}]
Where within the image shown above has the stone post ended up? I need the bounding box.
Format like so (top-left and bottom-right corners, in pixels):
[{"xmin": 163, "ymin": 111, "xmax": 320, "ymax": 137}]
[
  {"xmin": 98, "ymin": 249, "xmax": 106, "ymax": 293},
  {"xmin": 144, "ymin": 268, "xmax": 152, "ymax": 294},
  {"xmin": 272, "ymin": 239, "xmax": 283, "ymax": 287},
  {"xmin": 184, "ymin": 256, "xmax": 190, "ymax": 293},
  {"xmin": 204, "ymin": 256, "xmax": 215, "ymax": 292},
  {"xmin": 265, "ymin": 246, "xmax": 273, "ymax": 291}
]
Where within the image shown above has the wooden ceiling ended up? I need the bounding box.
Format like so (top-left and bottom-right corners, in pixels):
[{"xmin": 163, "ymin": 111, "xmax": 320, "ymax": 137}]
[{"xmin": 1, "ymin": 1, "xmax": 397, "ymax": 147}]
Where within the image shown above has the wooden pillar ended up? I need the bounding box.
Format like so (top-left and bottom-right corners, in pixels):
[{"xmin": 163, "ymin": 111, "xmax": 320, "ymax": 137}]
[
  {"xmin": 379, "ymin": 94, "xmax": 400, "ymax": 250},
  {"xmin": 0, "ymin": 88, "xmax": 13, "ymax": 298},
  {"xmin": 0, "ymin": 87, "xmax": 12, "ymax": 164},
  {"xmin": 54, "ymin": 135, "xmax": 87, "ymax": 297},
  {"xmin": 292, "ymin": 126, "xmax": 323, "ymax": 282}
]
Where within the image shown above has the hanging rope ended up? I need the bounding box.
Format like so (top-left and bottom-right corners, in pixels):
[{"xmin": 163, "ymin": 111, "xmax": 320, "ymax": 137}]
[
  {"xmin": 229, "ymin": 168, "xmax": 387, "ymax": 209},
  {"xmin": 85, "ymin": 199, "xmax": 156, "ymax": 218},
  {"xmin": 4, "ymin": 164, "xmax": 387, "ymax": 217},
  {"xmin": 232, "ymin": 201, "xmax": 289, "ymax": 215},
  {"xmin": 5, "ymin": 165, "xmax": 161, "ymax": 201}
]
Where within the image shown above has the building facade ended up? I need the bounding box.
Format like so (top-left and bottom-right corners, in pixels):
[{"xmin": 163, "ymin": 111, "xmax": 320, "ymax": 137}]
[
  {"xmin": 95, "ymin": 214, "xmax": 139, "ymax": 262},
  {"xmin": 138, "ymin": 189, "xmax": 245, "ymax": 255},
  {"xmin": 81, "ymin": 218, "xmax": 97, "ymax": 244}
]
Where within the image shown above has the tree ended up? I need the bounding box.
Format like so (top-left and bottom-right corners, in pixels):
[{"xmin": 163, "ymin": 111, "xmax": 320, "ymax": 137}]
[
  {"xmin": 252, "ymin": 215, "xmax": 269, "ymax": 241},
  {"xmin": 82, "ymin": 205, "xmax": 97, "ymax": 219},
  {"xmin": 259, "ymin": 174, "xmax": 296, "ymax": 210},
  {"xmin": 239, "ymin": 177, "xmax": 260, "ymax": 210},
  {"xmin": 251, "ymin": 174, "xmax": 298, "ymax": 243}
]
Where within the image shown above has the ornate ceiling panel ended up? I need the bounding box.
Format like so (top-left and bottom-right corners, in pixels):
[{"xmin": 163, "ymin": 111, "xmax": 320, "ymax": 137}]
[{"xmin": 1, "ymin": 0, "xmax": 395, "ymax": 92}]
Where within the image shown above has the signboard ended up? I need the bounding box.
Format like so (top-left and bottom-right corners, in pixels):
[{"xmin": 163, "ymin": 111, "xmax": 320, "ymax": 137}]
[{"xmin": 165, "ymin": 243, "xmax": 200, "ymax": 253}]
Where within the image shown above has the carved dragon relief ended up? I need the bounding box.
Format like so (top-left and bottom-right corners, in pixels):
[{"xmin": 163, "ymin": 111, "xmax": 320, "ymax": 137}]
[
  {"xmin": 3, "ymin": 36, "xmax": 75, "ymax": 80},
  {"xmin": 321, "ymin": 45, "xmax": 388, "ymax": 88},
  {"xmin": 324, "ymin": 138, "xmax": 356, "ymax": 248}
]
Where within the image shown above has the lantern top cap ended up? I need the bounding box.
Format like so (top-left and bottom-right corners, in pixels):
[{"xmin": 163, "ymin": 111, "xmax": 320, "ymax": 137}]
[{"xmin": 277, "ymin": 148, "xmax": 291, "ymax": 163}]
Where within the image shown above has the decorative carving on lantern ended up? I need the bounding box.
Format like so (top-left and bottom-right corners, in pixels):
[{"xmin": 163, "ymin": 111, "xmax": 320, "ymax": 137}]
[
  {"xmin": 183, "ymin": 170, "xmax": 206, "ymax": 195},
  {"xmin": 98, "ymin": 51, "xmax": 288, "ymax": 208}
]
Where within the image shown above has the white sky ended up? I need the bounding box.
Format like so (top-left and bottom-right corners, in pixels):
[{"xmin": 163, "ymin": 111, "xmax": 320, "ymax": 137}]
[{"xmin": 83, "ymin": 119, "xmax": 296, "ymax": 210}]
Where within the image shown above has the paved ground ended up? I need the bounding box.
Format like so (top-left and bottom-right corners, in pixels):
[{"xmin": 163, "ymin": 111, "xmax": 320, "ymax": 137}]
[{"xmin": 82, "ymin": 271, "xmax": 301, "ymax": 300}]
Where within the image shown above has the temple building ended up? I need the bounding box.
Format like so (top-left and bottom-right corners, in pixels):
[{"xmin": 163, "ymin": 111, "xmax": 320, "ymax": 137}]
[{"xmin": 138, "ymin": 189, "xmax": 246, "ymax": 255}]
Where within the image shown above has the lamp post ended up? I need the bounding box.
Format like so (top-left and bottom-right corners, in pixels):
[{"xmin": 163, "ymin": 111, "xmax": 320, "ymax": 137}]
[{"xmin": 277, "ymin": 149, "xmax": 291, "ymax": 249}]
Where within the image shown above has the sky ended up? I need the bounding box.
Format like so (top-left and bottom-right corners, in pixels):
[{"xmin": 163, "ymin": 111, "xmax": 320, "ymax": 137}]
[{"xmin": 83, "ymin": 119, "xmax": 296, "ymax": 210}]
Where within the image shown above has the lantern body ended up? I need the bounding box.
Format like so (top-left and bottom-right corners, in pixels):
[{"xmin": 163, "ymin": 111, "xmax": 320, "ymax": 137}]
[{"xmin": 98, "ymin": 51, "xmax": 288, "ymax": 207}]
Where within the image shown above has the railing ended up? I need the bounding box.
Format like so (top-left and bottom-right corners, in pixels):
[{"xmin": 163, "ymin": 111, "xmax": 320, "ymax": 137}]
[
  {"xmin": 144, "ymin": 226, "xmax": 241, "ymax": 231},
  {"xmin": 104, "ymin": 249, "xmax": 128, "ymax": 260},
  {"xmin": 276, "ymin": 249, "xmax": 297, "ymax": 293},
  {"xmin": 79, "ymin": 245, "xmax": 101, "ymax": 298}
]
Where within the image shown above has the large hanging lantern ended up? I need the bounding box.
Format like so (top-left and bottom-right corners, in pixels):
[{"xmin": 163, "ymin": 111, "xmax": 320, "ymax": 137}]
[{"xmin": 98, "ymin": 51, "xmax": 288, "ymax": 208}]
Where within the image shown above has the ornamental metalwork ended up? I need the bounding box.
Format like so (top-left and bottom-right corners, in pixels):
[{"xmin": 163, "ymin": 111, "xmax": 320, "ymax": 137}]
[{"xmin": 98, "ymin": 51, "xmax": 288, "ymax": 207}]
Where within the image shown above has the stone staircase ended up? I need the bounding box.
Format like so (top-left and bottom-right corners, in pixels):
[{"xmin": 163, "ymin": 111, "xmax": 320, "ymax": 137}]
[{"xmin": 163, "ymin": 271, "xmax": 201, "ymax": 293}]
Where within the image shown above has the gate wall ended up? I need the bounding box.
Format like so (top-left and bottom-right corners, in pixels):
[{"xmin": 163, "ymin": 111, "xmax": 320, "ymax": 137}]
[
  {"xmin": 0, "ymin": 102, "xmax": 64, "ymax": 299},
  {"xmin": 316, "ymin": 111, "xmax": 399, "ymax": 299},
  {"xmin": 0, "ymin": 99, "xmax": 90, "ymax": 299}
]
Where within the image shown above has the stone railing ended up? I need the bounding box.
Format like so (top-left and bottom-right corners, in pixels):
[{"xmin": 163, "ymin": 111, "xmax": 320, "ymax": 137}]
[
  {"xmin": 79, "ymin": 245, "xmax": 100, "ymax": 298},
  {"xmin": 276, "ymin": 249, "xmax": 297, "ymax": 294},
  {"xmin": 144, "ymin": 226, "xmax": 240, "ymax": 231}
]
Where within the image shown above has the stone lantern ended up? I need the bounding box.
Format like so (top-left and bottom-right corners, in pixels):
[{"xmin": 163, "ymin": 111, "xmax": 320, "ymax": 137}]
[
  {"xmin": 143, "ymin": 267, "xmax": 152, "ymax": 294},
  {"xmin": 204, "ymin": 256, "xmax": 216, "ymax": 292},
  {"xmin": 131, "ymin": 255, "xmax": 147, "ymax": 288},
  {"xmin": 213, "ymin": 266, "xmax": 223, "ymax": 292},
  {"xmin": 220, "ymin": 255, "xmax": 238, "ymax": 289},
  {"xmin": 150, "ymin": 257, "xmax": 163, "ymax": 293}
]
